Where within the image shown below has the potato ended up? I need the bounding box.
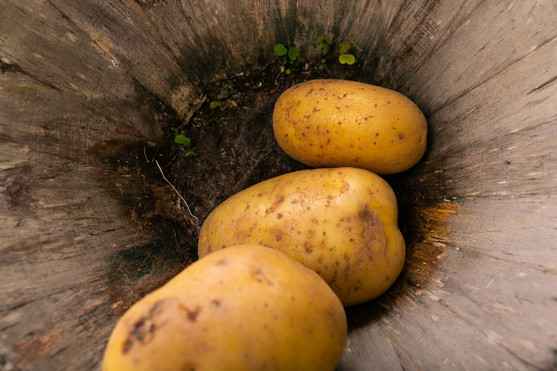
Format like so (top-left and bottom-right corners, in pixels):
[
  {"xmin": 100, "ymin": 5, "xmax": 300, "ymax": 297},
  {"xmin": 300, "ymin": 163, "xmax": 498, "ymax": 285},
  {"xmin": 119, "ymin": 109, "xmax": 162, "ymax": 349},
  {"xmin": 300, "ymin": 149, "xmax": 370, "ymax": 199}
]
[
  {"xmin": 198, "ymin": 168, "xmax": 405, "ymax": 306},
  {"xmin": 273, "ymin": 79, "xmax": 427, "ymax": 174},
  {"xmin": 102, "ymin": 245, "xmax": 347, "ymax": 371}
]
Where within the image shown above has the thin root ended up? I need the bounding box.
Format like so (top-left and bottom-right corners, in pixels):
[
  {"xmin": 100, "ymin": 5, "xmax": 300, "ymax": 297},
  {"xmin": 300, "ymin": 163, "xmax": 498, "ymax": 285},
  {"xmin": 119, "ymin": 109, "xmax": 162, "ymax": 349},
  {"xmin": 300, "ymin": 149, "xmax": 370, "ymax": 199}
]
[{"xmin": 155, "ymin": 160, "xmax": 199, "ymax": 224}]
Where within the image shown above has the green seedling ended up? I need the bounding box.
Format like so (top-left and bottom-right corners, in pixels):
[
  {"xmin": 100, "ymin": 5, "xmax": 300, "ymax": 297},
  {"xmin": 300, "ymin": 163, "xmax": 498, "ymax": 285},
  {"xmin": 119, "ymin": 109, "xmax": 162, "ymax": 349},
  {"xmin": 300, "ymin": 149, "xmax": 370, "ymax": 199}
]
[
  {"xmin": 210, "ymin": 99, "xmax": 237, "ymax": 111},
  {"xmin": 171, "ymin": 128, "xmax": 197, "ymax": 157},
  {"xmin": 315, "ymin": 35, "xmax": 332, "ymax": 71},
  {"xmin": 274, "ymin": 43, "xmax": 288, "ymax": 56},
  {"xmin": 174, "ymin": 133, "xmax": 191, "ymax": 146},
  {"xmin": 338, "ymin": 41, "xmax": 360, "ymax": 65},
  {"xmin": 316, "ymin": 35, "xmax": 332, "ymax": 56},
  {"xmin": 274, "ymin": 43, "xmax": 300, "ymax": 75}
]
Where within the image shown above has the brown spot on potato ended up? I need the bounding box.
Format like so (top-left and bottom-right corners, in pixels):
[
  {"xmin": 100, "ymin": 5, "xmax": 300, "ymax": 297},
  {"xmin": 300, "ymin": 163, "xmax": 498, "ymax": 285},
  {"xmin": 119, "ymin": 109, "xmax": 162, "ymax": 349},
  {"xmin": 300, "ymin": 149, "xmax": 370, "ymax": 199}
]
[
  {"xmin": 181, "ymin": 304, "xmax": 202, "ymax": 322},
  {"xmin": 343, "ymin": 253, "xmax": 352, "ymax": 279},
  {"xmin": 275, "ymin": 234, "xmax": 282, "ymax": 241},
  {"xmin": 304, "ymin": 242, "xmax": 313, "ymax": 253},
  {"xmin": 358, "ymin": 205, "xmax": 385, "ymax": 260},
  {"xmin": 252, "ymin": 268, "xmax": 274, "ymax": 286},
  {"xmin": 398, "ymin": 133, "xmax": 404, "ymax": 140},
  {"xmin": 265, "ymin": 195, "xmax": 286, "ymax": 214},
  {"xmin": 330, "ymin": 261, "xmax": 340, "ymax": 283},
  {"xmin": 122, "ymin": 300, "xmax": 167, "ymax": 354},
  {"xmin": 277, "ymin": 213, "xmax": 283, "ymax": 219}
]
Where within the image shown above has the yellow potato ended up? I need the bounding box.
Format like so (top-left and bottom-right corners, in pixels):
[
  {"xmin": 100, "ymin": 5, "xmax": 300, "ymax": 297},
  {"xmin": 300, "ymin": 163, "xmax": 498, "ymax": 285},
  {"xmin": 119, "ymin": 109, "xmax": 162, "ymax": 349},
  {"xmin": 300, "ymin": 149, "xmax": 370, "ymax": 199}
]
[
  {"xmin": 273, "ymin": 79, "xmax": 427, "ymax": 174},
  {"xmin": 103, "ymin": 245, "xmax": 347, "ymax": 371},
  {"xmin": 199, "ymin": 168, "xmax": 405, "ymax": 306}
]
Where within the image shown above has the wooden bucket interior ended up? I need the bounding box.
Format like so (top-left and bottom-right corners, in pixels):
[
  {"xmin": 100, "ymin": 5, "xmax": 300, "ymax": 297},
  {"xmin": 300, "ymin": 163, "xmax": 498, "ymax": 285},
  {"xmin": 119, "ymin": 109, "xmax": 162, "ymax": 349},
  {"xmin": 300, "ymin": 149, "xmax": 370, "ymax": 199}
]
[{"xmin": 1, "ymin": 1, "xmax": 556, "ymax": 369}]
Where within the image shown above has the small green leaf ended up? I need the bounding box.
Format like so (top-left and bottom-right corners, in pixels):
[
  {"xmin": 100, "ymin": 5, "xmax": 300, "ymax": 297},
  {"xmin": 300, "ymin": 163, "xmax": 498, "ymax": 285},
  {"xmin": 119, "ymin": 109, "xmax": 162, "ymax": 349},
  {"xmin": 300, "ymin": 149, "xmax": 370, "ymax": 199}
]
[
  {"xmin": 210, "ymin": 101, "xmax": 222, "ymax": 110},
  {"xmin": 286, "ymin": 69, "xmax": 292, "ymax": 75},
  {"xmin": 170, "ymin": 127, "xmax": 177, "ymax": 132},
  {"xmin": 321, "ymin": 58, "xmax": 326, "ymax": 64},
  {"xmin": 316, "ymin": 35, "xmax": 324, "ymax": 44},
  {"xmin": 174, "ymin": 134, "xmax": 191, "ymax": 145},
  {"xmin": 318, "ymin": 65, "xmax": 324, "ymax": 70},
  {"xmin": 339, "ymin": 54, "xmax": 356, "ymax": 65},
  {"xmin": 339, "ymin": 42, "xmax": 352, "ymax": 54},
  {"xmin": 227, "ymin": 100, "xmax": 238, "ymax": 108},
  {"xmin": 185, "ymin": 151, "xmax": 198, "ymax": 157},
  {"xmin": 287, "ymin": 47, "xmax": 299, "ymax": 61},
  {"xmin": 280, "ymin": 66, "xmax": 285, "ymax": 73},
  {"xmin": 274, "ymin": 44, "xmax": 287, "ymax": 56}
]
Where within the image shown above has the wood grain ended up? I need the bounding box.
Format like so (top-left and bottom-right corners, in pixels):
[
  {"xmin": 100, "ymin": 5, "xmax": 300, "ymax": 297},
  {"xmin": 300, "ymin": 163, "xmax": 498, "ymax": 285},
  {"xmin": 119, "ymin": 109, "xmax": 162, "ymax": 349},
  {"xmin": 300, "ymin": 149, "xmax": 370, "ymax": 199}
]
[{"xmin": 1, "ymin": 0, "xmax": 556, "ymax": 370}]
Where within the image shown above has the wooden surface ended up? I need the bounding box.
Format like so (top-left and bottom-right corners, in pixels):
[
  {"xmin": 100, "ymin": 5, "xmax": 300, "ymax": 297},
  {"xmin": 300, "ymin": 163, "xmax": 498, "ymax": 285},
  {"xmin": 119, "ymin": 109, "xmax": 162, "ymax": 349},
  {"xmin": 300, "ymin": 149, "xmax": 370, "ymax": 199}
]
[{"xmin": 1, "ymin": 0, "xmax": 556, "ymax": 370}]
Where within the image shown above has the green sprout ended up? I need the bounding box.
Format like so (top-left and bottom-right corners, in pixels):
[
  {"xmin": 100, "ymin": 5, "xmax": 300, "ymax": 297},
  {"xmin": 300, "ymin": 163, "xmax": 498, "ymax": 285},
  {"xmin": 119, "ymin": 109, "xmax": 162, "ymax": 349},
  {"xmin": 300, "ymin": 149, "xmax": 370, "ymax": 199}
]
[
  {"xmin": 315, "ymin": 35, "xmax": 332, "ymax": 70},
  {"xmin": 274, "ymin": 43, "xmax": 300, "ymax": 75},
  {"xmin": 174, "ymin": 134, "xmax": 191, "ymax": 146},
  {"xmin": 209, "ymin": 99, "xmax": 237, "ymax": 111},
  {"xmin": 287, "ymin": 46, "xmax": 299, "ymax": 62},
  {"xmin": 171, "ymin": 128, "xmax": 198, "ymax": 157},
  {"xmin": 274, "ymin": 43, "xmax": 288, "ymax": 56},
  {"xmin": 338, "ymin": 41, "xmax": 360, "ymax": 65},
  {"xmin": 316, "ymin": 35, "xmax": 332, "ymax": 55}
]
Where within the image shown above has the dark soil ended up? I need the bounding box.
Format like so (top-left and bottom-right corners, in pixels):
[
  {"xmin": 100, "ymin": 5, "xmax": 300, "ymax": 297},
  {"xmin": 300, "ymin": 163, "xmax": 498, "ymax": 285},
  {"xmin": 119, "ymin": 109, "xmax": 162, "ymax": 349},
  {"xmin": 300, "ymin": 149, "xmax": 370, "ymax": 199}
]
[
  {"xmin": 151, "ymin": 62, "xmax": 360, "ymax": 257},
  {"xmin": 97, "ymin": 58, "xmax": 363, "ymax": 311}
]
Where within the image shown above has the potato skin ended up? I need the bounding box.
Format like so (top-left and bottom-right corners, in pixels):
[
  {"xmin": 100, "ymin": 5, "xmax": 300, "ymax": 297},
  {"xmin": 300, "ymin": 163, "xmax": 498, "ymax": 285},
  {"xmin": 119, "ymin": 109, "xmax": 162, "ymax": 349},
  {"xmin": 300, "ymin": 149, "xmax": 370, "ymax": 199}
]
[
  {"xmin": 198, "ymin": 168, "xmax": 405, "ymax": 306},
  {"xmin": 273, "ymin": 79, "xmax": 427, "ymax": 174},
  {"xmin": 103, "ymin": 245, "xmax": 347, "ymax": 371}
]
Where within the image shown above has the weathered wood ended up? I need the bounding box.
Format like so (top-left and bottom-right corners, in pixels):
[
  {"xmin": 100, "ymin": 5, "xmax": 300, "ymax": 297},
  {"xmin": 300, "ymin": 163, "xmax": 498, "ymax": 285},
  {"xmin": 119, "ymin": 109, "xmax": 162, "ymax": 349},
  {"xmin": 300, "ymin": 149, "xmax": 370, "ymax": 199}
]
[{"xmin": 1, "ymin": 0, "xmax": 556, "ymax": 370}]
